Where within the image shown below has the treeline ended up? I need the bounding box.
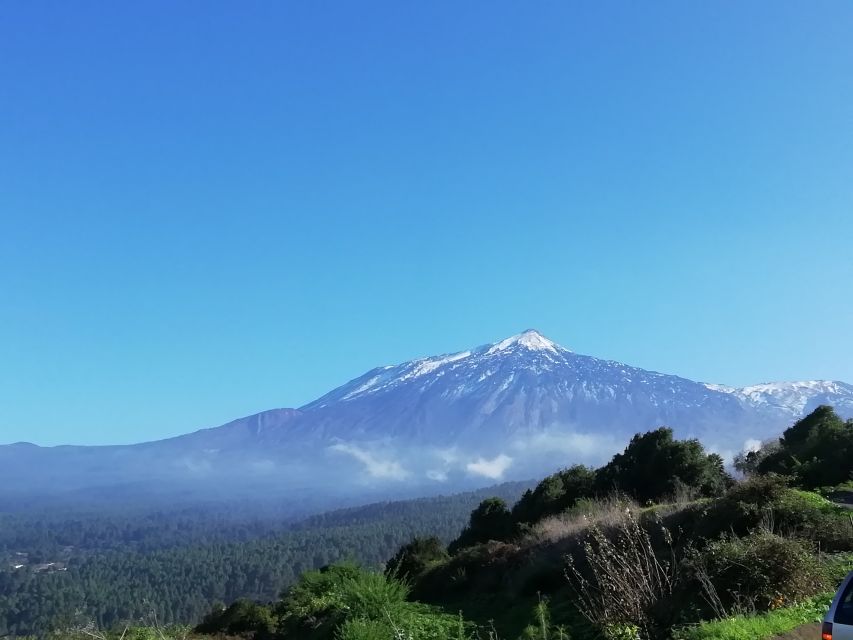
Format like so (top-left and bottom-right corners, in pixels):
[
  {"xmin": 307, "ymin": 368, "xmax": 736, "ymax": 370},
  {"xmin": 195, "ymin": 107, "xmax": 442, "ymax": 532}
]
[
  {"xmin": 0, "ymin": 484, "xmax": 527, "ymax": 558},
  {"xmin": 447, "ymin": 424, "xmax": 730, "ymax": 553},
  {"xmin": 0, "ymin": 509, "xmax": 294, "ymax": 558},
  {"xmin": 0, "ymin": 484, "xmax": 526, "ymax": 636},
  {"xmin": 439, "ymin": 406, "xmax": 853, "ymax": 558}
]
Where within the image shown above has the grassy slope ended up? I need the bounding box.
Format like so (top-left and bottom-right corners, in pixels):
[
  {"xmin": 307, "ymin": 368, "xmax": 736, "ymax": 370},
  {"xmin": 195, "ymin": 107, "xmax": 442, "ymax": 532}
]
[
  {"xmin": 415, "ymin": 489, "xmax": 853, "ymax": 640},
  {"xmin": 672, "ymin": 594, "xmax": 831, "ymax": 640},
  {"xmin": 430, "ymin": 587, "xmax": 598, "ymax": 640},
  {"xmin": 674, "ymin": 553, "xmax": 853, "ymax": 640}
]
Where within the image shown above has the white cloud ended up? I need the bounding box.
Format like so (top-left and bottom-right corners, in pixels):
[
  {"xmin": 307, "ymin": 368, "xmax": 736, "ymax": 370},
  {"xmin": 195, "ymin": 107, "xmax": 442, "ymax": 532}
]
[
  {"xmin": 426, "ymin": 469, "xmax": 449, "ymax": 482},
  {"xmin": 743, "ymin": 438, "xmax": 762, "ymax": 453},
  {"xmin": 512, "ymin": 430, "xmax": 619, "ymax": 462},
  {"xmin": 433, "ymin": 447, "xmax": 461, "ymax": 465},
  {"xmin": 329, "ymin": 443, "xmax": 409, "ymax": 480},
  {"xmin": 466, "ymin": 454, "xmax": 512, "ymax": 480},
  {"xmin": 707, "ymin": 444, "xmax": 736, "ymax": 464}
]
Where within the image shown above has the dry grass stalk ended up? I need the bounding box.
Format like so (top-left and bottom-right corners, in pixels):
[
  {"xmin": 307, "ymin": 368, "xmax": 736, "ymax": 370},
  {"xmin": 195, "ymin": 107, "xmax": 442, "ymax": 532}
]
[
  {"xmin": 527, "ymin": 495, "xmax": 639, "ymax": 546},
  {"xmin": 565, "ymin": 510, "xmax": 676, "ymax": 639}
]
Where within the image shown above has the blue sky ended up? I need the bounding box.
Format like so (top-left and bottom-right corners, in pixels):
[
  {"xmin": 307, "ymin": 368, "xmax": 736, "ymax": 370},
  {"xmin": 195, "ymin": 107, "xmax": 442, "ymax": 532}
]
[{"xmin": 2, "ymin": 2, "xmax": 852, "ymax": 446}]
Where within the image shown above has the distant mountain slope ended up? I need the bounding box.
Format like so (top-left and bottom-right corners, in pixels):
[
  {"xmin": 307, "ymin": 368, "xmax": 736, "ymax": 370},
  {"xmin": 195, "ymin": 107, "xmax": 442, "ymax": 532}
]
[
  {"xmin": 2, "ymin": 330, "xmax": 851, "ymax": 505},
  {"xmin": 706, "ymin": 380, "xmax": 853, "ymax": 418}
]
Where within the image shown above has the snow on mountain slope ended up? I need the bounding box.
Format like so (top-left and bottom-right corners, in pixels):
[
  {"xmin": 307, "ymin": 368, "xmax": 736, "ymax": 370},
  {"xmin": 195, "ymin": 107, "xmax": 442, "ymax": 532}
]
[
  {"xmin": 304, "ymin": 330, "xmax": 566, "ymax": 409},
  {"xmin": 295, "ymin": 330, "xmax": 852, "ymax": 481},
  {"xmin": 289, "ymin": 332, "xmax": 746, "ymax": 481},
  {"xmin": 706, "ymin": 380, "xmax": 853, "ymax": 419},
  {"xmin": 304, "ymin": 329, "xmax": 748, "ymax": 437}
]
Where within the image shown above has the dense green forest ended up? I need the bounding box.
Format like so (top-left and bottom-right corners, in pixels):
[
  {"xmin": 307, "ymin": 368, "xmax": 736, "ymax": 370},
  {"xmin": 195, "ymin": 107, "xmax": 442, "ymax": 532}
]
[{"xmin": 0, "ymin": 484, "xmax": 527, "ymax": 636}]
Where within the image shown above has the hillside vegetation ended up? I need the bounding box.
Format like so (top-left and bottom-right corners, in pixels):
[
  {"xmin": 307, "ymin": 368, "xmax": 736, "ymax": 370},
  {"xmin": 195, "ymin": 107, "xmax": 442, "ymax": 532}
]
[
  {"xmin": 190, "ymin": 406, "xmax": 853, "ymax": 640},
  {"xmin": 9, "ymin": 406, "xmax": 853, "ymax": 640}
]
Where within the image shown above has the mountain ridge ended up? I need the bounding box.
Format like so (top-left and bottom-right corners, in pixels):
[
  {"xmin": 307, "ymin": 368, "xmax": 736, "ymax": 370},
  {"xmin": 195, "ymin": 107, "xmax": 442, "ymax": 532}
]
[{"xmin": 2, "ymin": 330, "xmax": 851, "ymax": 507}]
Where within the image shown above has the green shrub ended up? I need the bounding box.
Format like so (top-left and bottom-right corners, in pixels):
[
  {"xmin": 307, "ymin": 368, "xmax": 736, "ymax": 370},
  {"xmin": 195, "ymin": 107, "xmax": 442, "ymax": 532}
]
[
  {"xmin": 50, "ymin": 627, "xmax": 193, "ymax": 640},
  {"xmin": 449, "ymin": 498, "xmax": 513, "ymax": 553},
  {"xmin": 685, "ymin": 532, "xmax": 827, "ymax": 615},
  {"xmin": 195, "ymin": 598, "xmax": 275, "ymax": 636},
  {"xmin": 385, "ymin": 537, "xmax": 449, "ymax": 581},
  {"xmin": 337, "ymin": 570, "xmax": 409, "ymax": 619},
  {"xmin": 273, "ymin": 562, "xmax": 465, "ymax": 640},
  {"xmin": 664, "ymin": 475, "xmax": 853, "ymax": 552},
  {"xmin": 603, "ymin": 623, "xmax": 642, "ymax": 640},
  {"xmin": 336, "ymin": 618, "xmax": 391, "ymax": 640}
]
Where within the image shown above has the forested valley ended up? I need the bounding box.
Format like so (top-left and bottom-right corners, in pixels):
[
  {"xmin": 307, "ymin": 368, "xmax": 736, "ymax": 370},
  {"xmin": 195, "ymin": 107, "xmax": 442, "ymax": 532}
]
[{"xmin": 0, "ymin": 484, "xmax": 527, "ymax": 636}]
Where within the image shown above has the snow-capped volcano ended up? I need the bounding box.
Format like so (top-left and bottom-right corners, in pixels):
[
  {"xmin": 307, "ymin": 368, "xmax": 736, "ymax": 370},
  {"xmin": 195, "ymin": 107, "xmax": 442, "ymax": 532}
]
[
  {"xmin": 487, "ymin": 329, "xmax": 565, "ymax": 354},
  {"xmin": 1, "ymin": 330, "xmax": 851, "ymax": 505},
  {"xmin": 304, "ymin": 329, "xmax": 568, "ymax": 410},
  {"xmin": 292, "ymin": 330, "xmax": 852, "ymax": 480}
]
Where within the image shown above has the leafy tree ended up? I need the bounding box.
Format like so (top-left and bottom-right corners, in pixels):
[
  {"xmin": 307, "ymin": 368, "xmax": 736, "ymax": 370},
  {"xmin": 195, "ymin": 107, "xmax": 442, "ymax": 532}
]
[
  {"xmin": 385, "ymin": 536, "xmax": 448, "ymax": 581},
  {"xmin": 757, "ymin": 405, "xmax": 853, "ymax": 488},
  {"xmin": 448, "ymin": 498, "xmax": 513, "ymax": 553},
  {"xmin": 594, "ymin": 427, "xmax": 730, "ymax": 503},
  {"xmin": 733, "ymin": 439, "xmax": 780, "ymax": 476},
  {"xmin": 512, "ymin": 464, "xmax": 596, "ymax": 525}
]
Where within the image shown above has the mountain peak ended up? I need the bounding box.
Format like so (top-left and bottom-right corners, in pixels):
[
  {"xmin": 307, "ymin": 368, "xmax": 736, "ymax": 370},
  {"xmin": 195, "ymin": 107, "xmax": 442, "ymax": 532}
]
[{"xmin": 486, "ymin": 329, "xmax": 564, "ymax": 354}]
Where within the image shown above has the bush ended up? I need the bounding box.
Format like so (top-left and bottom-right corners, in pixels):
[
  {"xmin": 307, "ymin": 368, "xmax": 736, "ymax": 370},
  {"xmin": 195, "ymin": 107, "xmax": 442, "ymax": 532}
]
[
  {"xmin": 385, "ymin": 537, "xmax": 449, "ymax": 581},
  {"xmin": 337, "ymin": 571, "xmax": 410, "ymax": 619},
  {"xmin": 566, "ymin": 510, "xmax": 677, "ymax": 639},
  {"xmin": 525, "ymin": 495, "xmax": 638, "ymax": 546},
  {"xmin": 685, "ymin": 532, "xmax": 827, "ymax": 616},
  {"xmin": 274, "ymin": 562, "xmax": 464, "ymax": 640},
  {"xmin": 449, "ymin": 498, "xmax": 513, "ymax": 553},
  {"xmin": 664, "ymin": 475, "xmax": 853, "ymax": 552},
  {"xmin": 335, "ymin": 618, "xmax": 390, "ymax": 640},
  {"xmin": 195, "ymin": 599, "xmax": 275, "ymax": 637}
]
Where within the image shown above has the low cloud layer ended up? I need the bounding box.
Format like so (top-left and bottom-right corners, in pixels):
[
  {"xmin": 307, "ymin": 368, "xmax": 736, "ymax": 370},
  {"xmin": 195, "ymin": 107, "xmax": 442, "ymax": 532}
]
[
  {"xmin": 329, "ymin": 443, "xmax": 409, "ymax": 480},
  {"xmin": 466, "ymin": 454, "xmax": 513, "ymax": 479},
  {"xmin": 426, "ymin": 469, "xmax": 449, "ymax": 481},
  {"xmin": 325, "ymin": 429, "xmax": 636, "ymax": 486},
  {"xmin": 511, "ymin": 430, "xmax": 620, "ymax": 465}
]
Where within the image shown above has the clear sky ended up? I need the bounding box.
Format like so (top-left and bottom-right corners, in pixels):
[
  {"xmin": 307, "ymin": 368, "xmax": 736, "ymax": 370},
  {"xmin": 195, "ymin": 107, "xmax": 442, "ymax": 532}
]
[{"xmin": 2, "ymin": 2, "xmax": 852, "ymax": 446}]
